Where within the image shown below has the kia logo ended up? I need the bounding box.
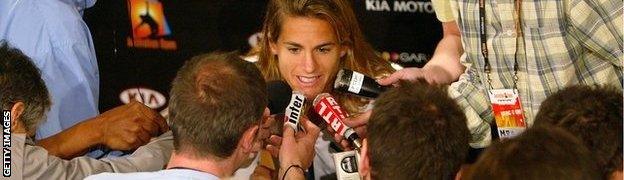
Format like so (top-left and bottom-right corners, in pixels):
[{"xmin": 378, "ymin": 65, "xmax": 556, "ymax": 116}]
[{"xmin": 119, "ymin": 87, "xmax": 166, "ymax": 109}]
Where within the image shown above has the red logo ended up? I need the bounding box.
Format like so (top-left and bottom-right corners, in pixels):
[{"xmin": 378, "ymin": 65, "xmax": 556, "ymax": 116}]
[{"xmin": 314, "ymin": 93, "xmax": 349, "ymax": 135}]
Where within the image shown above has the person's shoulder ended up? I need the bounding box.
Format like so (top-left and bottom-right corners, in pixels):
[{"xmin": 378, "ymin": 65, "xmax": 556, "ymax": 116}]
[
  {"xmin": 35, "ymin": 0, "xmax": 89, "ymax": 43},
  {"xmin": 30, "ymin": 0, "xmax": 78, "ymax": 18},
  {"xmin": 86, "ymin": 169, "xmax": 220, "ymax": 180},
  {"xmin": 85, "ymin": 171, "xmax": 167, "ymax": 180}
]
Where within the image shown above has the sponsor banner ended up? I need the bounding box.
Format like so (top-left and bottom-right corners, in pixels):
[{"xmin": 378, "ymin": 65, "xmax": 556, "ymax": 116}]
[
  {"xmin": 86, "ymin": 1, "xmax": 441, "ymax": 111},
  {"xmin": 365, "ymin": 0, "xmax": 435, "ymax": 14}
]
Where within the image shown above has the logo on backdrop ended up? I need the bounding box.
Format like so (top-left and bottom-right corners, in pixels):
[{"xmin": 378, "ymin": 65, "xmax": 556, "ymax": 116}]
[
  {"xmin": 381, "ymin": 51, "xmax": 428, "ymax": 64},
  {"xmin": 365, "ymin": 0, "xmax": 435, "ymax": 14},
  {"xmin": 120, "ymin": 87, "xmax": 167, "ymax": 109},
  {"xmin": 126, "ymin": 0, "xmax": 178, "ymax": 50}
]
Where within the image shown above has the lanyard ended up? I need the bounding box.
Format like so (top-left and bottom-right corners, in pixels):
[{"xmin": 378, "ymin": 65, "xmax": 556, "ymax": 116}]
[{"xmin": 478, "ymin": 0, "xmax": 523, "ymax": 89}]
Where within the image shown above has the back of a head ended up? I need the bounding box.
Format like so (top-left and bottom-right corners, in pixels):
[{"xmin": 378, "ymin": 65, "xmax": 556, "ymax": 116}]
[
  {"xmin": 0, "ymin": 42, "xmax": 50, "ymax": 134},
  {"xmin": 534, "ymin": 85, "xmax": 623, "ymax": 178},
  {"xmin": 367, "ymin": 80, "xmax": 470, "ymax": 179},
  {"xmin": 168, "ymin": 52, "xmax": 268, "ymax": 159},
  {"xmin": 464, "ymin": 126, "xmax": 601, "ymax": 180}
]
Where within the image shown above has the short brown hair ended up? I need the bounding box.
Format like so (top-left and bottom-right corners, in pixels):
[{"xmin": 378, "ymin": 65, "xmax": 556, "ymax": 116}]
[
  {"xmin": 169, "ymin": 52, "xmax": 268, "ymax": 159},
  {"xmin": 534, "ymin": 85, "xmax": 623, "ymax": 178},
  {"xmin": 0, "ymin": 42, "xmax": 51, "ymax": 134},
  {"xmin": 367, "ymin": 80, "xmax": 470, "ymax": 179},
  {"xmin": 464, "ymin": 126, "xmax": 601, "ymax": 180}
]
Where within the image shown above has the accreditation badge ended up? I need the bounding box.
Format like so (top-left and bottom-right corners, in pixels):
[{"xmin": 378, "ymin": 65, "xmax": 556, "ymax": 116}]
[{"xmin": 488, "ymin": 89, "xmax": 526, "ymax": 139}]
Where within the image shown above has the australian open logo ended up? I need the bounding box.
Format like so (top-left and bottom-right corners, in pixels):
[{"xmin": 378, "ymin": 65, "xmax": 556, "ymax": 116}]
[{"xmin": 126, "ymin": 0, "xmax": 178, "ymax": 50}]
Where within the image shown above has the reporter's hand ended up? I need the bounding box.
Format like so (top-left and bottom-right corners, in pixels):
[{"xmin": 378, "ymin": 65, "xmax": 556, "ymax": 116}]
[
  {"xmin": 266, "ymin": 135, "xmax": 282, "ymax": 158},
  {"xmin": 377, "ymin": 67, "xmax": 435, "ymax": 86},
  {"xmin": 329, "ymin": 110, "xmax": 370, "ymax": 150},
  {"xmin": 265, "ymin": 114, "xmax": 285, "ymax": 158},
  {"xmin": 279, "ymin": 118, "xmax": 321, "ymax": 170},
  {"xmin": 97, "ymin": 100, "xmax": 168, "ymax": 150}
]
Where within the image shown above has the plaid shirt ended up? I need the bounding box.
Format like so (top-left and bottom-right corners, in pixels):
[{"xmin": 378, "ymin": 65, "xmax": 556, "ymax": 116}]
[{"xmin": 433, "ymin": 0, "xmax": 623, "ymax": 148}]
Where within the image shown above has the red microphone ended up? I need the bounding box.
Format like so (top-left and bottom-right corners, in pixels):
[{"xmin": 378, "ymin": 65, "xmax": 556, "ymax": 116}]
[{"xmin": 313, "ymin": 93, "xmax": 362, "ymax": 150}]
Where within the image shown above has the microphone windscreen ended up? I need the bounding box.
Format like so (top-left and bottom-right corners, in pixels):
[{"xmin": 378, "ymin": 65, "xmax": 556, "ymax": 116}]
[
  {"xmin": 333, "ymin": 68, "xmax": 387, "ymax": 98},
  {"xmin": 267, "ymin": 80, "xmax": 292, "ymax": 115}
]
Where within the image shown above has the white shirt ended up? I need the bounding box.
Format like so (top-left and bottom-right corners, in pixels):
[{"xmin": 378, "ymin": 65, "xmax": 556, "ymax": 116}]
[{"xmin": 86, "ymin": 169, "xmax": 219, "ymax": 180}]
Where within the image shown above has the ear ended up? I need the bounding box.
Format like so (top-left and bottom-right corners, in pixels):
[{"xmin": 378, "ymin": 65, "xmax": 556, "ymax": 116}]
[
  {"xmin": 455, "ymin": 165, "xmax": 468, "ymax": 180},
  {"xmin": 269, "ymin": 41, "xmax": 278, "ymax": 55},
  {"xmin": 263, "ymin": 107, "xmax": 270, "ymax": 120},
  {"xmin": 359, "ymin": 138, "xmax": 371, "ymax": 179},
  {"xmin": 10, "ymin": 102, "xmax": 24, "ymax": 123},
  {"xmin": 260, "ymin": 107, "xmax": 271, "ymax": 130},
  {"xmin": 240, "ymin": 125, "xmax": 260, "ymax": 154},
  {"xmin": 10, "ymin": 102, "xmax": 26, "ymax": 134},
  {"xmin": 257, "ymin": 108, "xmax": 272, "ymax": 142},
  {"xmin": 611, "ymin": 170, "xmax": 623, "ymax": 180},
  {"xmin": 339, "ymin": 46, "xmax": 349, "ymax": 58}
]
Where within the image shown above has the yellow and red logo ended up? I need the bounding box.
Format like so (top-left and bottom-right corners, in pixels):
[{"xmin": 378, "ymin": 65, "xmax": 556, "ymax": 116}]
[{"xmin": 126, "ymin": 0, "xmax": 177, "ymax": 50}]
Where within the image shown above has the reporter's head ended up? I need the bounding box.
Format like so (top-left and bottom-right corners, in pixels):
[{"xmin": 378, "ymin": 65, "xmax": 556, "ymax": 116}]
[
  {"xmin": 360, "ymin": 80, "xmax": 470, "ymax": 180},
  {"xmin": 464, "ymin": 126, "xmax": 601, "ymax": 180},
  {"xmin": 534, "ymin": 85, "xmax": 623, "ymax": 179},
  {"xmin": 0, "ymin": 42, "xmax": 50, "ymax": 137},
  {"xmin": 168, "ymin": 52, "xmax": 268, "ymax": 160}
]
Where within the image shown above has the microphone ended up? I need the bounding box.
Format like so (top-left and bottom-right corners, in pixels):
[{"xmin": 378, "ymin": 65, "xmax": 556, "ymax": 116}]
[
  {"xmin": 313, "ymin": 93, "xmax": 362, "ymax": 150},
  {"xmin": 267, "ymin": 81, "xmax": 290, "ymax": 135},
  {"xmin": 284, "ymin": 91, "xmax": 305, "ymax": 132},
  {"xmin": 267, "ymin": 81, "xmax": 292, "ymax": 115},
  {"xmin": 266, "ymin": 81, "xmax": 305, "ymax": 133},
  {"xmin": 334, "ymin": 69, "xmax": 388, "ymax": 98}
]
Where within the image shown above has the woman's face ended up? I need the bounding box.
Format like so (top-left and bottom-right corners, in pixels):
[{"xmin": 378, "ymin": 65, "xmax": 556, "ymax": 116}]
[{"xmin": 270, "ymin": 16, "xmax": 346, "ymax": 99}]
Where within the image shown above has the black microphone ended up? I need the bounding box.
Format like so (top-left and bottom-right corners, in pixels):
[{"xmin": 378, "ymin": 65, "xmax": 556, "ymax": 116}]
[
  {"xmin": 267, "ymin": 81, "xmax": 291, "ymax": 135},
  {"xmin": 334, "ymin": 69, "xmax": 388, "ymax": 98},
  {"xmin": 267, "ymin": 80, "xmax": 292, "ymax": 115},
  {"xmin": 266, "ymin": 81, "xmax": 307, "ymax": 134}
]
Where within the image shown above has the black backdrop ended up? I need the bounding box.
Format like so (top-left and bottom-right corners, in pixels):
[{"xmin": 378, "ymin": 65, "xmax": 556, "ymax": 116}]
[{"xmin": 84, "ymin": 0, "xmax": 443, "ymax": 114}]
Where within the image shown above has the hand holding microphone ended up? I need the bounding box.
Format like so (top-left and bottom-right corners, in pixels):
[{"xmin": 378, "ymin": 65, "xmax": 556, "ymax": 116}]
[
  {"xmin": 313, "ymin": 93, "xmax": 363, "ymax": 150},
  {"xmin": 334, "ymin": 69, "xmax": 389, "ymax": 98},
  {"xmin": 278, "ymin": 118, "xmax": 320, "ymax": 178},
  {"xmin": 265, "ymin": 81, "xmax": 314, "ymax": 158},
  {"xmin": 331, "ymin": 110, "xmax": 369, "ymax": 150},
  {"xmin": 96, "ymin": 100, "xmax": 168, "ymax": 151},
  {"xmin": 266, "ymin": 81, "xmax": 320, "ymax": 179}
]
